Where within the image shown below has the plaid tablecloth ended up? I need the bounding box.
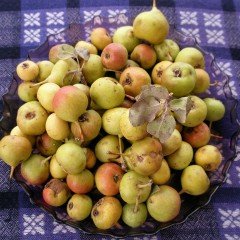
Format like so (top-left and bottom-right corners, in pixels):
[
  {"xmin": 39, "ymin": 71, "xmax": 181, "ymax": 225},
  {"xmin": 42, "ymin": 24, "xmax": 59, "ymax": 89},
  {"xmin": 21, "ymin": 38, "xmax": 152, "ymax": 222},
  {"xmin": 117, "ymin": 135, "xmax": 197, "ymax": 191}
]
[{"xmin": 0, "ymin": 0, "xmax": 240, "ymax": 239}]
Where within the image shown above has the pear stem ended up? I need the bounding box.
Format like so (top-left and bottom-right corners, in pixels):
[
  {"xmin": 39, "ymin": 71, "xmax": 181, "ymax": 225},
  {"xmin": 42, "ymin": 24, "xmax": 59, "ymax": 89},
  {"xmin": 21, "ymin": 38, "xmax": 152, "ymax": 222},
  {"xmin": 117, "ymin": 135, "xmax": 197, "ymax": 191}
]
[
  {"xmin": 73, "ymin": 121, "xmax": 85, "ymax": 142},
  {"xmin": 137, "ymin": 180, "xmax": 153, "ymax": 189},
  {"xmin": 118, "ymin": 135, "xmax": 127, "ymax": 172},
  {"xmin": 125, "ymin": 94, "xmax": 136, "ymax": 101},
  {"xmin": 211, "ymin": 133, "xmax": 223, "ymax": 139},
  {"xmin": 134, "ymin": 193, "xmax": 140, "ymax": 213},
  {"xmin": 43, "ymin": 156, "xmax": 52, "ymax": 164},
  {"xmin": 209, "ymin": 121, "xmax": 213, "ymax": 131},
  {"xmin": 30, "ymin": 79, "xmax": 47, "ymax": 87},
  {"xmin": 178, "ymin": 189, "xmax": 185, "ymax": 195},
  {"xmin": 10, "ymin": 166, "xmax": 15, "ymax": 179},
  {"xmin": 153, "ymin": 0, "xmax": 157, "ymax": 8},
  {"xmin": 210, "ymin": 80, "xmax": 219, "ymax": 87}
]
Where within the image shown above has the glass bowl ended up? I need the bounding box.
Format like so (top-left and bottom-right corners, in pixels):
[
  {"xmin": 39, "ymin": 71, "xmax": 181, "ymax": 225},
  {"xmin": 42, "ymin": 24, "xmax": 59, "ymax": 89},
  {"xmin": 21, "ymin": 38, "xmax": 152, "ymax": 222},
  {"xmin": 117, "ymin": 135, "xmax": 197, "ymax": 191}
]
[{"xmin": 0, "ymin": 23, "xmax": 239, "ymax": 238}]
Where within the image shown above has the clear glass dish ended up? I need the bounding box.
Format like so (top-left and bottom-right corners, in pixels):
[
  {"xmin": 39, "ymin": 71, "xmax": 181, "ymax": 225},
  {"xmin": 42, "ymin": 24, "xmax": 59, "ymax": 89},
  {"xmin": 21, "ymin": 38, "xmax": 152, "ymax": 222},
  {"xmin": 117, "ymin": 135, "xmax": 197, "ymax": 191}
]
[{"xmin": 0, "ymin": 23, "xmax": 239, "ymax": 238}]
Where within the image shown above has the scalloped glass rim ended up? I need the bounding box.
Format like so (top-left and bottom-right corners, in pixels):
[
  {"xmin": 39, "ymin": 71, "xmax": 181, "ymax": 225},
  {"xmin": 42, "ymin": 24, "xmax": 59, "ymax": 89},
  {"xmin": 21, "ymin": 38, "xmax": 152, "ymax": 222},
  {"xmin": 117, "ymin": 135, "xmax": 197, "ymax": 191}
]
[{"xmin": 0, "ymin": 23, "xmax": 239, "ymax": 238}]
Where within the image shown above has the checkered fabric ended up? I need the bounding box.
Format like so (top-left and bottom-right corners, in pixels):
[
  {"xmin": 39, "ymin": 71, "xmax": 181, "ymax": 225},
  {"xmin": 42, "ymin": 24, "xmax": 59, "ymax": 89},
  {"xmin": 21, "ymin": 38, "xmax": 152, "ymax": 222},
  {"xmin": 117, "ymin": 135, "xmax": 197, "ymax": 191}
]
[{"xmin": 0, "ymin": 0, "xmax": 240, "ymax": 239}]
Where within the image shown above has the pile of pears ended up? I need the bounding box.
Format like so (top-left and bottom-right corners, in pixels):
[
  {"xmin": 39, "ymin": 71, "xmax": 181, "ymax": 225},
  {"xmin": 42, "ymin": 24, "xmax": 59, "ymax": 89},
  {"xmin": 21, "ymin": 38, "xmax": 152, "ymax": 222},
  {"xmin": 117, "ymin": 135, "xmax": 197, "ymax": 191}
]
[{"xmin": 0, "ymin": 0, "xmax": 226, "ymax": 231}]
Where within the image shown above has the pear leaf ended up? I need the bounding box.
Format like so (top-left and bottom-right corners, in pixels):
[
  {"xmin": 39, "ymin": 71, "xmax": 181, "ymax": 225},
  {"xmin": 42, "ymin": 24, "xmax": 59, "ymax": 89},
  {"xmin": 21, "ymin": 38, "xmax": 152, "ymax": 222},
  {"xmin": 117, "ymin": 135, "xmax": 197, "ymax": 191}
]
[
  {"xmin": 147, "ymin": 111, "xmax": 176, "ymax": 143},
  {"xmin": 129, "ymin": 96, "xmax": 161, "ymax": 126},
  {"xmin": 170, "ymin": 96, "xmax": 193, "ymax": 123},
  {"xmin": 76, "ymin": 48, "xmax": 90, "ymax": 61},
  {"xmin": 135, "ymin": 85, "xmax": 170, "ymax": 102},
  {"xmin": 57, "ymin": 44, "xmax": 76, "ymax": 60}
]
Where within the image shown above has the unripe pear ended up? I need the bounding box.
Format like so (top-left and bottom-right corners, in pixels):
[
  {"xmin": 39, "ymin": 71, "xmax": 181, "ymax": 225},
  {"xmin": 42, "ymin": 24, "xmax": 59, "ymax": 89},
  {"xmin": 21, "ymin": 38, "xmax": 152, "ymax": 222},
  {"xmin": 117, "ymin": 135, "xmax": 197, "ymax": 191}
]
[
  {"xmin": 37, "ymin": 82, "xmax": 60, "ymax": 112},
  {"xmin": 37, "ymin": 60, "xmax": 54, "ymax": 82},
  {"xmin": 162, "ymin": 129, "xmax": 182, "ymax": 156},
  {"xmin": 122, "ymin": 203, "xmax": 147, "ymax": 228},
  {"xmin": 150, "ymin": 159, "xmax": 171, "ymax": 185},
  {"xmin": 133, "ymin": 0, "xmax": 169, "ymax": 44},
  {"xmin": 102, "ymin": 107, "xmax": 127, "ymax": 136},
  {"xmin": 119, "ymin": 109, "xmax": 148, "ymax": 141},
  {"xmin": 49, "ymin": 154, "xmax": 67, "ymax": 179},
  {"xmin": 82, "ymin": 54, "xmax": 105, "ymax": 84},
  {"xmin": 67, "ymin": 194, "xmax": 92, "ymax": 221},
  {"xmin": 125, "ymin": 137, "xmax": 163, "ymax": 176},
  {"xmin": 52, "ymin": 86, "xmax": 88, "ymax": 122},
  {"xmin": 21, "ymin": 154, "xmax": 50, "ymax": 185},
  {"xmin": 90, "ymin": 27, "xmax": 112, "ymax": 51},
  {"xmin": 161, "ymin": 62, "xmax": 196, "ymax": 97},
  {"xmin": 56, "ymin": 142, "xmax": 86, "ymax": 174},
  {"xmin": 90, "ymin": 77, "xmax": 125, "ymax": 109},
  {"xmin": 119, "ymin": 171, "xmax": 152, "ymax": 204},
  {"xmin": 95, "ymin": 135, "xmax": 124, "ymax": 163},
  {"xmin": 151, "ymin": 61, "xmax": 172, "ymax": 85},
  {"xmin": 192, "ymin": 69, "xmax": 210, "ymax": 94},
  {"xmin": 175, "ymin": 47, "xmax": 205, "ymax": 69},
  {"xmin": 16, "ymin": 60, "xmax": 39, "ymax": 81},
  {"xmin": 10, "ymin": 126, "xmax": 35, "ymax": 145},
  {"xmin": 91, "ymin": 196, "xmax": 122, "ymax": 230},
  {"xmin": 194, "ymin": 145, "xmax": 222, "ymax": 171},
  {"xmin": 0, "ymin": 135, "xmax": 32, "ymax": 177},
  {"xmin": 17, "ymin": 101, "xmax": 48, "ymax": 135},
  {"xmin": 181, "ymin": 165, "xmax": 210, "ymax": 195},
  {"xmin": 18, "ymin": 82, "xmax": 39, "ymax": 102},
  {"xmin": 167, "ymin": 141, "xmax": 193, "ymax": 170},
  {"xmin": 113, "ymin": 26, "xmax": 141, "ymax": 53},
  {"xmin": 154, "ymin": 39, "xmax": 180, "ymax": 61},
  {"xmin": 46, "ymin": 113, "xmax": 70, "ymax": 141},
  {"xmin": 147, "ymin": 185, "xmax": 181, "ymax": 222},
  {"xmin": 75, "ymin": 40, "xmax": 98, "ymax": 55},
  {"xmin": 203, "ymin": 98, "xmax": 225, "ymax": 122}
]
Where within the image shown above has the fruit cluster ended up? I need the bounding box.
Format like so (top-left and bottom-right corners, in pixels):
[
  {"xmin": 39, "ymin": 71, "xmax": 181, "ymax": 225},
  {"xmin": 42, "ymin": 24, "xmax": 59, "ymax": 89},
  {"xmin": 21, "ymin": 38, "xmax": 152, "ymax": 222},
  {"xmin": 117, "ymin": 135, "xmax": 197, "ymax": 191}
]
[{"xmin": 0, "ymin": 0, "xmax": 226, "ymax": 230}]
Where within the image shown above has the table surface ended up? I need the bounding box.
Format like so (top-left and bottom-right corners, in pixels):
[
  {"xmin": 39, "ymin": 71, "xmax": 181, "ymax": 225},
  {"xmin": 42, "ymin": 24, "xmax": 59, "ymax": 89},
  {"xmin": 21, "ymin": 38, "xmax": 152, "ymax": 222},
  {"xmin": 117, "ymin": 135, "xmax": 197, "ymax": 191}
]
[{"xmin": 0, "ymin": 0, "xmax": 240, "ymax": 239}]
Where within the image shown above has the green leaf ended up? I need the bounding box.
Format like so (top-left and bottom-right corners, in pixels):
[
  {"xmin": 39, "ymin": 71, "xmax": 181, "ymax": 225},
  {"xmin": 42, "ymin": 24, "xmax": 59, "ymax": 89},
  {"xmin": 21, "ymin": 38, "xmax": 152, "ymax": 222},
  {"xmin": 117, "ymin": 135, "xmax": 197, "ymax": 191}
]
[
  {"xmin": 135, "ymin": 85, "xmax": 169, "ymax": 102},
  {"xmin": 76, "ymin": 48, "xmax": 90, "ymax": 61},
  {"xmin": 169, "ymin": 96, "xmax": 193, "ymax": 123},
  {"xmin": 147, "ymin": 112, "xmax": 176, "ymax": 143},
  {"xmin": 129, "ymin": 96, "xmax": 161, "ymax": 126}
]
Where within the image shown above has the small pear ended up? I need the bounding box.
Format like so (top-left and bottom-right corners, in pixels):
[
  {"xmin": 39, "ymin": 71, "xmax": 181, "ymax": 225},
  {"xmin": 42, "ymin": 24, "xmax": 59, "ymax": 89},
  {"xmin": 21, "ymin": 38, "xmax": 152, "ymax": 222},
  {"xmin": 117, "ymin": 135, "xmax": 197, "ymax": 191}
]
[{"xmin": 133, "ymin": 0, "xmax": 169, "ymax": 44}]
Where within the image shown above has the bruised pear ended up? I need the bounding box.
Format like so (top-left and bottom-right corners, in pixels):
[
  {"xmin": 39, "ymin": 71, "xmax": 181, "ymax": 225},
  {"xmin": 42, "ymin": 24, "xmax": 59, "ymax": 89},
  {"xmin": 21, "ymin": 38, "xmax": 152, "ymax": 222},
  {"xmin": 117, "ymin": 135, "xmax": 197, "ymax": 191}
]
[
  {"xmin": 21, "ymin": 154, "xmax": 50, "ymax": 185},
  {"xmin": 42, "ymin": 179, "xmax": 71, "ymax": 207},
  {"xmin": 71, "ymin": 110, "xmax": 102, "ymax": 142},
  {"xmin": 17, "ymin": 101, "xmax": 48, "ymax": 135},
  {"xmin": 36, "ymin": 133, "xmax": 62, "ymax": 156},
  {"xmin": 154, "ymin": 39, "xmax": 180, "ymax": 61},
  {"xmin": 133, "ymin": 0, "xmax": 169, "ymax": 44},
  {"xmin": 119, "ymin": 66, "xmax": 151, "ymax": 97},
  {"xmin": 147, "ymin": 185, "xmax": 181, "ymax": 222},
  {"xmin": 67, "ymin": 194, "xmax": 92, "ymax": 221},
  {"xmin": 0, "ymin": 135, "xmax": 32, "ymax": 178},
  {"xmin": 151, "ymin": 61, "xmax": 172, "ymax": 85},
  {"xmin": 91, "ymin": 196, "xmax": 122, "ymax": 230},
  {"xmin": 125, "ymin": 137, "xmax": 163, "ymax": 176},
  {"xmin": 16, "ymin": 60, "xmax": 39, "ymax": 81}
]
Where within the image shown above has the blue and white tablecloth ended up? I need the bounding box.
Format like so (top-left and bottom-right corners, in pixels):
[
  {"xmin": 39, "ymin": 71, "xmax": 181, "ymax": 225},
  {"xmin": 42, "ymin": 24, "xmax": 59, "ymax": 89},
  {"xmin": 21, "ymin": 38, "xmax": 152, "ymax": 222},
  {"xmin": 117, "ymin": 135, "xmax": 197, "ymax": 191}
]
[{"xmin": 0, "ymin": 0, "xmax": 240, "ymax": 239}]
